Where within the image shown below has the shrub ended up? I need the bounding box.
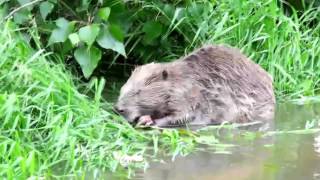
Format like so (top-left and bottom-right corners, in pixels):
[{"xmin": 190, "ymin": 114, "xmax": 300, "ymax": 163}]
[
  {"xmin": 2, "ymin": 0, "xmax": 320, "ymax": 98},
  {"xmin": 0, "ymin": 21, "xmax": 210, "ymax": 178}
]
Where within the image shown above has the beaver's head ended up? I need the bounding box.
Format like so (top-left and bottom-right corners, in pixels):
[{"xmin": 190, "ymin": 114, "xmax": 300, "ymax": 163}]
[{"xmin": 114, "ymin": 63, "xmax": 173, "ymax": 124}]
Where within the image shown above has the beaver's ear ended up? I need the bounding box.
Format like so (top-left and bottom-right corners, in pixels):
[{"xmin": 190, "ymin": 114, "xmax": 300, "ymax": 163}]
[{"xmin": 162, "ymin": 70, "xmax": 168, "ymax": 80}]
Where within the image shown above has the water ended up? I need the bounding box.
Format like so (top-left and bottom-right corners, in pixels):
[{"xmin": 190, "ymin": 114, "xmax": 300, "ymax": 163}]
[
  {"xmin": 102, "ymin": 77, "xmax": 320, "ymax": 180},
  {"xmin": 134, "ymin": 103, "xmax": 320, "ymax": 180}
]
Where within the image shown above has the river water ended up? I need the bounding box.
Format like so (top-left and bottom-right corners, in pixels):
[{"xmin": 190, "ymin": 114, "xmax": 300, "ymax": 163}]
[
  {"xmin": 102, "ymin": 80, "xmax": 320, "ymax": 179},
  {"xmin": 132, "ymin": 103, "xmax": 320, "ymax": 180}
]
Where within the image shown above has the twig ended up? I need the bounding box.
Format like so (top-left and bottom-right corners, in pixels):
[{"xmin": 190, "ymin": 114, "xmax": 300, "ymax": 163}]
[
  {"xmin": 1, "ymin": 0, "xmax": 44, "ymax": 23},
  {"xmin": 59, "ymin": 0, "xmax": 81, "ymax": 20}
]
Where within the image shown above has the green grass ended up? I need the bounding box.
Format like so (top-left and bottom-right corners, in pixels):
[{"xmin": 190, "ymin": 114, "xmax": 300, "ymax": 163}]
[
  {"xmin": 131, "ymin": 0, "xmax": 320, "ymax": 99},
  {"xmin": 0, "ymin": 21, "xmax": 219, "ymax": 178}
]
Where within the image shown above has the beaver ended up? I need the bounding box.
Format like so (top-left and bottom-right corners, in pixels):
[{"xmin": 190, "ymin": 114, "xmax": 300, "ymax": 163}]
[{"xmin": 114, "ymin": 45, "xmax": 275, "ymax": 127}]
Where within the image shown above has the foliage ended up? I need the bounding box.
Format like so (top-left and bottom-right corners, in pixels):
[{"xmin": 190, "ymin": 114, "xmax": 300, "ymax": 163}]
[
  {"xmin": 1, "ymin": 0, "xmax": 320, "ymax": 98},
  {"xmin": 0, "ymin": 21, "xmax": 235, "ymax": 178},
  {"xmin": 2, "ymin": 0, "xmax": 126, "ymax": 78}
]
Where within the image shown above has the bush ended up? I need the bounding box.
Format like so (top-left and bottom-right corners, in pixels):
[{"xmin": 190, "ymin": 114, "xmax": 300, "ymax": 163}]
[
  {"xmin": 1, "ymin": 21, "xmax": 213, "ymax": 178},
  {"xmin": 1, "ymin": 0, "xmax": 320, "ymax": 98}
]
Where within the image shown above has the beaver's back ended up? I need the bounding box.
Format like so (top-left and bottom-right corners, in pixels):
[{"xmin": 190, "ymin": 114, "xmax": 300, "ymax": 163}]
[{"xmin": 174, "ymin": 45, "xmax": 275, "ymax": 123}]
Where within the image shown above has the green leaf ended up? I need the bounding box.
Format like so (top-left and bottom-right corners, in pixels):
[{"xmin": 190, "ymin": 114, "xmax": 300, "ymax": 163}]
[
  {"xmin": 48, "ymin": 18, "xmax": 75, "ymax": 45},
  {"xmin": 39, "ymin": 1, "xmax": 54, "ymax": 20},
  {"xmin": 109, "ymin": 24, "xmax": 124, "ymax": 42},
  {"xmin": 142, "ymin": 21, "xmax": 163, "ymax": 41},
  {"xmin": 26, "ymin": 151, "xmax": 36, "ymax": 175},
  {"xmin": 68, "ymin": 33, "xmax": 80, "ymax": 46},
  {"xmin": 98, "ymin": 7, "xmax": 111, "ymax": 21},
  {"xmin": 74, "ymin": 46, "xmax": 102, "ymax": 78},
  {"xmin": 97, "ymin": 27, "xmax": 126, "ymax": 57},
  {"xmin": 13, "ymin": 9, "xmax": 30, "ymax": 24},
  {"xmin": 81, "ymin": 0, "xmax": 91, "ymax": 7},
  {"xmin": 78, "ymin": 24, "xmax": 100, "ymax": 46},
  {"xmin": 17, "ymin": 0, "xmax": 30, "ymax": 4},
  {"xmin": 61, "ymin": 39, "xmax": 73, "ymax": 55},
  {"xmin": 0, "ymin": 4, "xmax": 7, "ymax": 19},
  {"xmin": 17, "ymin": 0, "xmax": 33, "ymax": 10},
  {"xmin": 77, "ymin": 0, "xmax": 92, "ymax": 12}
]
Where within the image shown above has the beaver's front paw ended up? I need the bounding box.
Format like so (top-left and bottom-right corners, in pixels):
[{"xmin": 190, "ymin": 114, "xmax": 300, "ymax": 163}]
[{"xmin": 136, "ymin": 115, "xmax": 154, "ymax": 127}]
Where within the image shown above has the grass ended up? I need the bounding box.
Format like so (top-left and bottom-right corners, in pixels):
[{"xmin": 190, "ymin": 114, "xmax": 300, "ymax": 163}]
[
  {"xmin": 0, "ymin": 21, "xmax": 219, "ymax": 178},
  {"xmin": 130, "ymin": 0, "xmax": 320, "ymax": 99}
]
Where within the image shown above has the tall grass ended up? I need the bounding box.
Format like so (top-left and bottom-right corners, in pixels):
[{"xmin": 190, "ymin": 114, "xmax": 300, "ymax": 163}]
[
  {"xmin": 131, "ymin": 0, "xmax": 320, "ymax": 99},
  {"xmin": 0, "ymin": 21, "xmax": 215, "ymax": 178}
]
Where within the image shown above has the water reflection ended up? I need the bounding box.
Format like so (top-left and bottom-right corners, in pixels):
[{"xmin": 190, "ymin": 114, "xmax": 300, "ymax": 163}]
[
  {"xmin": 137, "ymin": 103, "xmax": 320, "ymax": 180},
  {"xmin": 102, "ymin": 73, "xmax": 320, "ymax": 179}
]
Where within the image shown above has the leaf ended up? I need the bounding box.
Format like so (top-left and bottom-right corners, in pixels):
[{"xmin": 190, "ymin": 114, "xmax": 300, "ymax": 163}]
[
  {"xmin": 68, "ymin": 33, "xmax": 80, "ymax": 46},
  {"xmin": 109, "ymin": 24, "xmax": 124, "ymax": 42},
  {"xmin": 78, "ymin": 24, "xmax": 100, "ymax": 46},
  {"xmin": 61, "ymin": 39, "xmax": 73, "ymax": 55},
  {"xmin": 48, "ymin": 18, "xmax": 75, "ymax": 45},
  {"xmin": 74, "ymin": 46, "xmax": 102, "ymax": 78},
  {"xmin": 163, "ymin": 4, "xmax": 175, "ymax": 18},
  {"xmin": 81, "ymin": 0, "xmax": 92, "ymax": 8},
  {"xmin": 39, "ymin": 1, "xmax": 54, "ymax": 20},
  {"xmin": 97, "ymin": 27, "xmax": 126, "ymax": 57},
  {"xmin": 142, "ymin": 21, "xmax": 163, "ymax": 41},
  {"xmin": 0, "ymin": 4, "xmax": 7, "ymax": 18},
  {"xmin": 26, "ymin": 151, "xmax": 36, "ymax": 175},
  {"xmin": 13, "ymin": 9, "xmax": 30, "ymax": 24},
  {"xmin": 98, "ymin": 7, "xmax": 111, "ymax": 21},
  {"xmin": 17, "ymin": 0, "xmax": 30, "ymax": 4},
  {"xmin": 17, "ymin": 0, "xmax": 33, "ymax": 10},
  {"xmin": 77, "ymin": 0, "xmax": 92, "ymax": 12}
]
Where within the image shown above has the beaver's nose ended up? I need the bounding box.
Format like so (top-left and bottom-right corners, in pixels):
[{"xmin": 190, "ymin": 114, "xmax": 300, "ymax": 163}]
[{"xmin": 113, "ymin": 105, "xmax": 125, "ymax": 115}]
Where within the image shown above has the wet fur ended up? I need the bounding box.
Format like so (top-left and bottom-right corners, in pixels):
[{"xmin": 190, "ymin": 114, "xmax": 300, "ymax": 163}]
[{"xmin": 115, "ymin": 45, "xmax": 275, "ymax": 127}]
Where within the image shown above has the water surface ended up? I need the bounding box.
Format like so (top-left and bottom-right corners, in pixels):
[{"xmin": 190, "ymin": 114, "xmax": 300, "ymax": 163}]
[
  {"xmin": 134, "ymin": 103, "xmax": 320, "ymax": 180},
  {"xmin": 102, "ymin": 76, "xmax": 320, "ymax": 179}
]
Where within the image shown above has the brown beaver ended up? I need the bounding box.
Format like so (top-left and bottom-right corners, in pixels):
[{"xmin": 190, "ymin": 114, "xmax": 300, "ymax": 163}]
[{"xmin": 114, "ymin": 45, "xmax": 275, "ymax": 127}]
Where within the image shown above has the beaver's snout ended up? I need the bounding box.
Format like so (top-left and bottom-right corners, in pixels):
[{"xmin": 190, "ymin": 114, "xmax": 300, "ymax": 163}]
[
  {"xmin": 113, "ymin": 105, "xmax": 140, "ymax": 124},
  {"xmin": 113, "ymin": 105, "xmax": 125, "ymax": 114}
]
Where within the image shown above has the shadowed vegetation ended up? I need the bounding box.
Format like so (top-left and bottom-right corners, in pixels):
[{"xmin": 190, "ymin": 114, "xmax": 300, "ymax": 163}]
[
  {"xmin": 0, "ymin": 22, "xmax": 209, "ymax": 178},
  {"xmin": 1, "ymin": 0, "xmax": 320, "ymax": 98}
]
